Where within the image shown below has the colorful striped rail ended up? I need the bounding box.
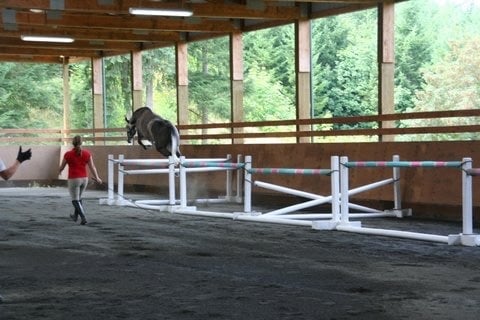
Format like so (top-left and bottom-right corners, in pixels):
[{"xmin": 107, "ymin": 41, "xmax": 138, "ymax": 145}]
[
  {"xmin": 345, "ymin": 161, "xmax": 463, "ymax": 168},
  {"xmin": 247, "ymin": 168, "xmax": 333, "ymax": 176},
  {"xmin": 466, "ymin": 168, "xmax": 480, "ymax": 176},
  {"xmin": 180, "ymin": 161, "xmax": 245, "ymax": 169}
]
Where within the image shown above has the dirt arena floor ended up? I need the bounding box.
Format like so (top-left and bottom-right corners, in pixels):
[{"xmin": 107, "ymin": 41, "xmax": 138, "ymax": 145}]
[{"xmin": 1, "ymin": 187, "xmax": 480, "ymax": 320}]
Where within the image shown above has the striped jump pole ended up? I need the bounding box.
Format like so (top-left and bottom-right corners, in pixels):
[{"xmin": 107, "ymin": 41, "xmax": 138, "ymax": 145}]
[
  {"xmin": 115, "ymin": 158, "xmax": 170, "ymax": 167},
  {"xmin": 344, "ymin": 160, "xmax": 463, "ymax": 168},
  {"xmin": 341, "ymin": 155, "xmax": 464, "ymax": 222},
  {"xmin": 244, "ymin": 156, "xmax": 344, "ymax": 219}
]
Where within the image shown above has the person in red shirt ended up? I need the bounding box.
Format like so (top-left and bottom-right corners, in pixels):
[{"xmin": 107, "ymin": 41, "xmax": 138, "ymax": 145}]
[{"xmin": 59, "ymin": 135, "xmax": 102, "ymax": 225}]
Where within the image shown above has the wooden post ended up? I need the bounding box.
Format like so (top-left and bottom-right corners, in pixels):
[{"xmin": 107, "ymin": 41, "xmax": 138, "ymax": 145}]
[
  {"xmin": 131, "ymin": 51, "xmax": 143, "ymax": 110},
  {"xmin": 295, "ymin": 18, "xmax": 312, "ymax": 143},
  {"xmin": 92, "ymin": 57, "xmax": 105, "ymax": 145},
  {"xmin": 176, "ymin": 42, "xmax": 189, "ymax": 138},
  {"xmin": 378, "ymin": 1, "xmax": 395, "ymax": 142},
  {"xmin": 230, "ymin": 32, "xmax": 244, "ymax": 144},
  {"xmin": 62, "ymin": 57, "xmax": 70, "ymax": 146}
]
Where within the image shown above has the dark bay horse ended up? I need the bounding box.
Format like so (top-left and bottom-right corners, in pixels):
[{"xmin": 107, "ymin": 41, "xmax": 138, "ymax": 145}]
[{"xmin": 125, "ymin": 107, "xmax": 181, "ymax": 162}]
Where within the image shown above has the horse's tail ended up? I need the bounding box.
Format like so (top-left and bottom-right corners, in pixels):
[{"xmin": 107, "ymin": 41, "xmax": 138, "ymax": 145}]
[{"xmin": 170, "ymin": 124, "xmax": 181, "ymax": 163}]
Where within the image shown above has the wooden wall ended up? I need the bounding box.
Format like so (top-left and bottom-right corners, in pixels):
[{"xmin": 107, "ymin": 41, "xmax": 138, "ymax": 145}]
[{"xmin": 2, "ymin": 141, "xmax": 479, "ymax": 223}]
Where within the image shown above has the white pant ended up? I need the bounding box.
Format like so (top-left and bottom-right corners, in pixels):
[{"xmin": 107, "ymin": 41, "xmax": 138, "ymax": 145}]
[{"xmin": 68, "ymin": 177, "xmax": 88, "ymax": 201}]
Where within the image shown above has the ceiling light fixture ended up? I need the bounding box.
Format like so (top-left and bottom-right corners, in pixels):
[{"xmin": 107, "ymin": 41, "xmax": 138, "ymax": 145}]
[
  {"xmin": 21, "ymin": 35, "xmax": 75, "ymax": 43},
  {"xmin": 129, "ymin": 7, "xmax": 193, "ymax": 17}
]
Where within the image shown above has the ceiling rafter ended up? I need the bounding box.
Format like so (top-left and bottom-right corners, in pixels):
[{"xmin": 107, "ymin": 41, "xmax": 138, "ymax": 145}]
[
  {"xmin": 0, "ymin": 26, "xmax": 183, "ymax": 43},
  {"xmin": 0, "ymin": 0, "xmax": 301, "ymax": 20},
  {"xmin": 0, "ymin": 0, "xmax": 403, "ymax": 64}
]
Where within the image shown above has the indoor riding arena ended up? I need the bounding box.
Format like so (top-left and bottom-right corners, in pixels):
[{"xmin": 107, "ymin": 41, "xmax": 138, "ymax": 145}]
[{"xmin": 1, "ymin": 0, "xmax": 480, "ymax": 319}]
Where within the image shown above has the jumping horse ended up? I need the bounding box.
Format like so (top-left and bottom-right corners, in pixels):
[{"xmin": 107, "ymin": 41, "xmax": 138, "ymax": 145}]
[{"xmin": 125, "ymin": 107, "xmax": 182, "ymax": 163}]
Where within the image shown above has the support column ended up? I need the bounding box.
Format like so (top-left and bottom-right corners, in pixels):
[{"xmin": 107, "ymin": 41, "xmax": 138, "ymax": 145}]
[
  {"xmin": 131, "ymin": 51, "xmax": 143, "ymax": 110},
  {"xmin": 62, "ymin": 57, "xmax": 70, "ymax": 145},
  {"xmin": 230, "ymin": 32, "xmax": 244, "ymax": 144},
  {"xmin": 92, "ymin": 57, "xmax": 105, "ymax": 145},
  {"xmin": 176, "ymin": 42, "xmax": 188, "ymax": 135},
  {"xmin": 295, "ymin": 18, "xmax": 312, "ymax": 143},
  {"xmin": 378, "ymin": 1, "xmax": 395, "ymax": 142}
]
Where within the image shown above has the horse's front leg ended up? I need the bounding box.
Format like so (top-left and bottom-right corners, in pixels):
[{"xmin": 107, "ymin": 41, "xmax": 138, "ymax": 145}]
[{"xmin": 137, "ymin": 134, "xmax": 148, "ymax": 150}]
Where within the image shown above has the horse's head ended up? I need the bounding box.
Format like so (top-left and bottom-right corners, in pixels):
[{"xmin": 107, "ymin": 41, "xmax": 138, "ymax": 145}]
[{"xmin": 125, "ymin": 116, "xmax": 136, "ymax": 143}]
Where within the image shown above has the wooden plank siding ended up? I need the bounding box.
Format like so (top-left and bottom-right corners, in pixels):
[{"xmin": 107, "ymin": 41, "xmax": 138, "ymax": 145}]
[{"xmin": 1, "ymin": 109, "xmax": 479, "ymax": 145}]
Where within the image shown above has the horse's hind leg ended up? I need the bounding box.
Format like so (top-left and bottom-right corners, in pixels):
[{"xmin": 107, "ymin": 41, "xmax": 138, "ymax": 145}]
[{"xmin": 156, "ymin": 146, "xmax": 171, "ymax": 157}]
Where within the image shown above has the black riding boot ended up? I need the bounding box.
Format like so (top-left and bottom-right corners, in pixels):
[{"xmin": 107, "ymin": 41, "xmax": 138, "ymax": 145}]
[
  {"xmin": 70, "ymin": 206, "xmax": 79, "ymax": 222},
  {"xmin": 72, "ymin": 200, "xmax": 87, "ymax": 225}
]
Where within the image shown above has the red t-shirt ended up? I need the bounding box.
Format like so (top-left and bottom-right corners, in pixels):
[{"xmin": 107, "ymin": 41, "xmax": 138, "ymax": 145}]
[{"xmin": 63, "ymin": 148, "xmax": 91, "ymax": 179}]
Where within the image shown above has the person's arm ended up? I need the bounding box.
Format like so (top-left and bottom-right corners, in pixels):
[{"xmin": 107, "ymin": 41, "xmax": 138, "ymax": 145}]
[
  {"xmin": 59, "ymin": 158, "xmax": 67, "ymax": 175},
  {"xmin": 0, "ymin": 146, "xmax": 32, "ymax": 181},
  {"xmin": 87, "ymin": 157, "xmax": 102, "ymax": 184},
  {"xmin": 0, "ymin": 160, "xmax": 21, "ymax": 180}
]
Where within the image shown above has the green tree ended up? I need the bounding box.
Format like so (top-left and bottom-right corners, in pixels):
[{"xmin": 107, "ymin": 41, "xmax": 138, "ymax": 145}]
[
  {"xmin": 104, "ymin": 55, "xmax": 132, "ymax": 128},
  {"xmin": 312, "ymin": 16, "xmax": 349, "ymax": 117},
  {"xmin": 244, "ymin": 25, "xmax": 295, "ymax": 120},
  {"xmin": 188, "ymin": 37, "xmax": 230, "ymax": 124},
  {"xmin": 0, "ymin": 62, "xmax": 62, "ymax": 129},
  {"xmin": 395, "ymin": 0, "xmax": 433, "ymax": 112},
  {"xmin": 401, "ymin": 37, "xmax": 480, "ymax": 140},
  {"xmin": 142, "ymin": 47, "xmax": 176, "ymax": 120},
  {"xmin": 69, "ymin": 61, "xmax": 93, "ymax": 129},
  {"xmin": 244, "ymin": 66, "xmax": 293, "ymax": 121},
  {"xmin": 312, "ymin": 9, "xmax": 377, "ymax": 129}
]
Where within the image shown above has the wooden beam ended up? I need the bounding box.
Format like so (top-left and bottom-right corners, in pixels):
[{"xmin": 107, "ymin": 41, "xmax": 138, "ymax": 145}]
[
  {"xmin": 0, "ymin": 27, "xmax": 182, "ymax": 43},
  {"xmin": 295, "ymin": 19, "xmax": 312, "ymax": 143},
  {"xmin": 0, "ymin": 0, "xmax": 301, "ymax": 20},
  {"xmin": 4, "ymin": 11, "xmax": 239, "ymax": 33},
  {"xmin": 0, "ymin": 46, "xmax": 104, "ymax": 57},
  {"xmin": 0, "ymin": 54, "xmax": 65, "ymax": 63},
  {"xmin": 131, "ymin": 51, "xmax": 143, "ymax": 109},
  {"xmin": 92, "ymin": 57, "xmax": 105, "ymax": 144},
  {"xmin": 230, "ymin": 32, "xmax": 244, "ymax": 144},
  {"xmin": 0, "ymin": 36, "xmax": 142, "ymax": 51},
  {"xmin": 176, "ymin": 42, "xmax": 189, "ymax": 128},
  {"xmin": 377, "ymin": 1, "xmax": 395, "ymax": 142}
]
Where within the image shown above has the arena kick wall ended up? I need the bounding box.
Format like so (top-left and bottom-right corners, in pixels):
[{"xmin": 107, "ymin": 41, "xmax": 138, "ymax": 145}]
[{"xmin": 1, "ymin": 141, "xmax": 479, "ymax": 223}]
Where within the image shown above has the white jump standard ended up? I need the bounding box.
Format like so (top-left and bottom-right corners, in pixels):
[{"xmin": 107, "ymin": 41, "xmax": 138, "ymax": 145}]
[
  {"xmin": 99, "ymin": 154, "xmax": 239, "ymax": 211},
  {"xmin": 315, "ymin": 155, "xmax": 480, "ymax": 246},
  {"xmin": 100, "ymin": 153, "xmax": 480, "ymax": 247}
]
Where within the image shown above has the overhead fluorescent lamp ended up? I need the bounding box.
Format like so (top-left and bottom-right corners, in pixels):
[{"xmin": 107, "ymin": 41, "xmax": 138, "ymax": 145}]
[
  {"xmin": 129, "ymin": 7, "xmax": 193, "ymax": 17},
  {"xmin": 21, "ymin": 35, "xmax": 74, "ymax": 43}
]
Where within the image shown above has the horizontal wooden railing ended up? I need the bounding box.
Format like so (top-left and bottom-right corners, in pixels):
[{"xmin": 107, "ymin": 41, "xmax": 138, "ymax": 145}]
[{"xmin": 0, "ymin": 109, "xmax": 479, "ymax": 145}]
